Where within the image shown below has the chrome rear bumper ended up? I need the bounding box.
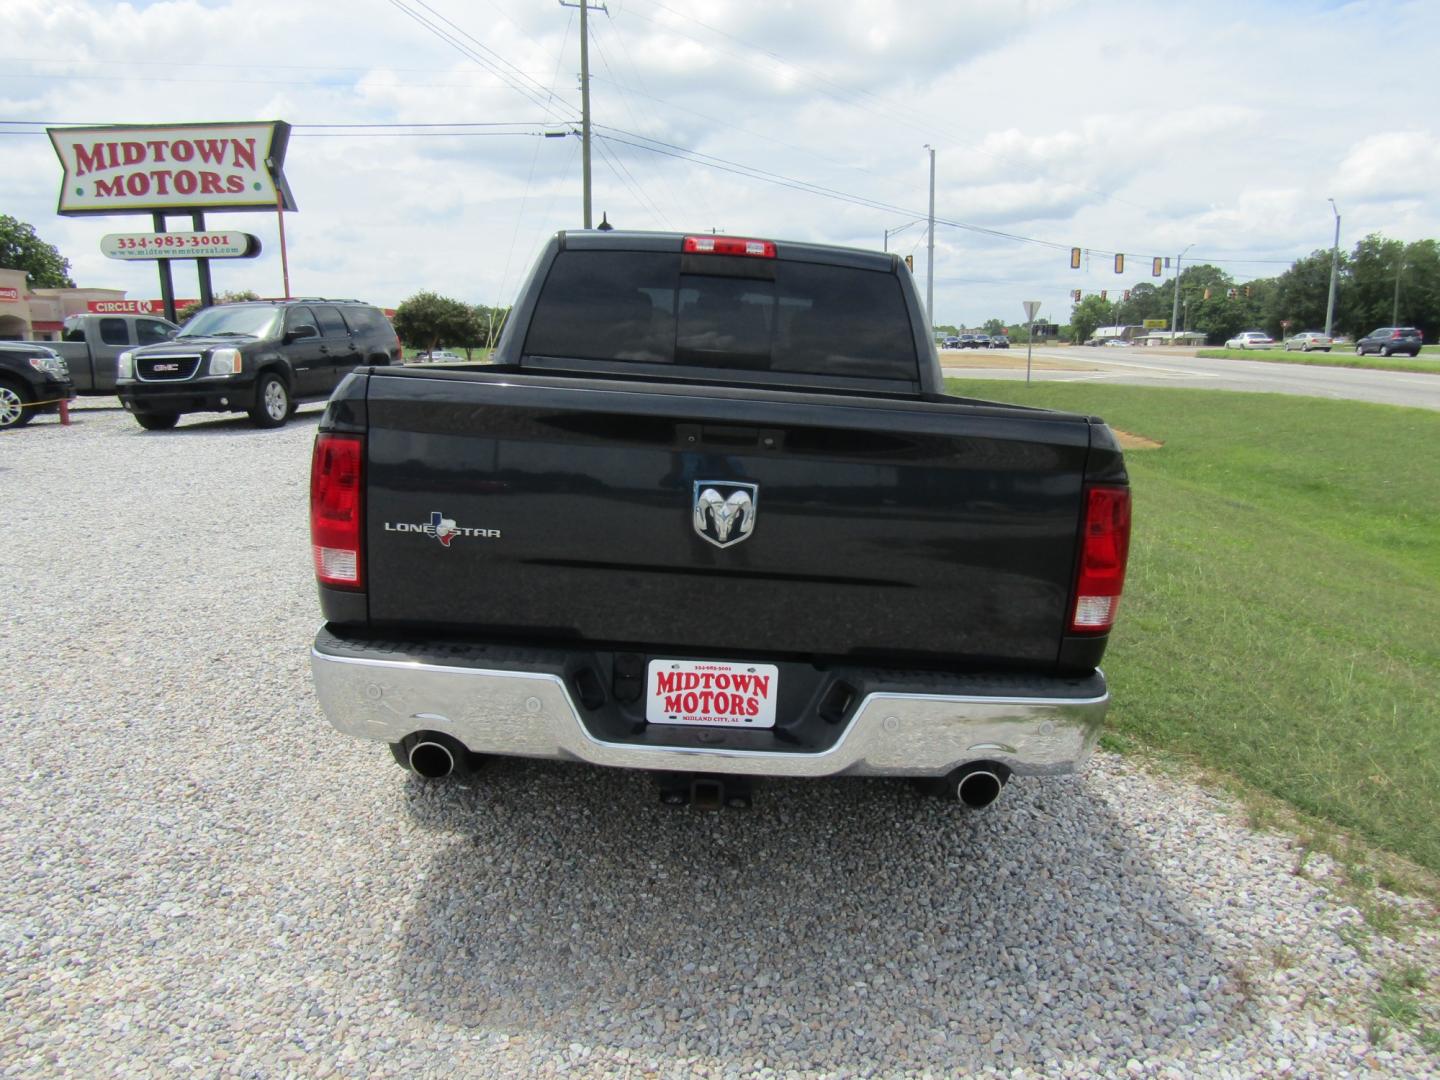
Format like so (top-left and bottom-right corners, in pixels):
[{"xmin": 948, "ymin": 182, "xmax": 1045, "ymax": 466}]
[{"xmin": 310, "ymin": 629, "xmax": 1107, "ymax": 779}]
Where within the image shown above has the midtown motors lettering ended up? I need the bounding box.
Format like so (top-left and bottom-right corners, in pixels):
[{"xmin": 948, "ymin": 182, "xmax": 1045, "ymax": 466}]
[
  {"xmin": 654, "ymin": 669, "xmax": 772, "ymax": 719},
  {"xmin": 49, "ymin": 122, "xmax": 296, "ymax": 216},
  {"xmin": 75, "ymin": 137, "xmax": 256, "ymax": 199}
]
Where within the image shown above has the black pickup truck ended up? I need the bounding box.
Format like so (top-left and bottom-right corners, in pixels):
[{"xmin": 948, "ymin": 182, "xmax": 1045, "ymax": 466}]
[{"xmin": 309, "ymin": 231, "xmax": 1131, "ymax": 808}]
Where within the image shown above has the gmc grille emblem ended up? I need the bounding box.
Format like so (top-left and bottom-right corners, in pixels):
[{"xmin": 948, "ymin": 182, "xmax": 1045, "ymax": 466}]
[{"xmin": 152, "ymin": 363, "xmax": 180, "ymax": 372}]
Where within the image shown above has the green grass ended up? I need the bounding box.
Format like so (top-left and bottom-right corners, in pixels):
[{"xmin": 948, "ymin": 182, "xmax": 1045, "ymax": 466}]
[
  {"xmin": 946, "ymin": 378, "xmax": 1440, "ymax": 874},
  {"xmin": 1197, "ymin": 346, "xmax": 1440, "ymax": 375}
]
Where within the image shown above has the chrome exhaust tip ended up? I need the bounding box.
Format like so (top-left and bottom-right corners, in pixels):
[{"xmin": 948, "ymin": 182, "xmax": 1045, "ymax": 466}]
[
  {"xmin": 952, "ymin": 764, "xmax": 1007, "ymax": 809},
  {"xmin": 405, "ymin": 732, "xmax": 470, "ymax": 779}
]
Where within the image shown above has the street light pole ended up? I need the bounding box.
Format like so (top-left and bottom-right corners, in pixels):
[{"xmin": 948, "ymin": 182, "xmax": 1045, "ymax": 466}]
[
  {"xmin": 883, "ymin": 220, "xmax": 922, "ymax": 252},
  {"xmin": 924, "ymin": 145, "xmax": 935, "ymax": 329},
  {"xmin": 1169, "ymin": 243, "xmax": 1192, "ymax": 345},
  {"xmin": 1324, "ymin": 198, "xmax": 1341, "ymax": 339}
]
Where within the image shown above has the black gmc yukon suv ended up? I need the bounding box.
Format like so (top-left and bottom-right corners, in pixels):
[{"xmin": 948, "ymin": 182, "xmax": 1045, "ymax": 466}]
[
  {"xmin": 308, "ymin": 231, "xmax": 1132, "ymax": 809},
  {"xmin": 117, "ymin": 298, "xmax": 400, "ymax": 430}
]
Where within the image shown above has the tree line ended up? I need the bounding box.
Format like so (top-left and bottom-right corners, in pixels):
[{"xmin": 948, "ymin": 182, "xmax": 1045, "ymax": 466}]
[
  {"xmin": 1066, "ymin": 233, "xmax": 1438, "ymax": 345},
  {"xmin": 392, "ymin": 292, "xmax": 509, "ymax": 356}
]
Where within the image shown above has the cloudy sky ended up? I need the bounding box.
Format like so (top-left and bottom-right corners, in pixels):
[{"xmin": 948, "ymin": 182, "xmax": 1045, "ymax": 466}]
[{"xmin": 3, "ymin": 0, "xmax": 1436, "ymax": 328}]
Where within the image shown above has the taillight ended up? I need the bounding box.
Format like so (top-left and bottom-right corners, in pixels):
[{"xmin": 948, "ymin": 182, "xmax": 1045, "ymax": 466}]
[
  {"xmin": 311, "ymin": 433, "xmax": 364, "ymax": 589},
  {"xmin": 683, "ymin": 235, "xmax": 776, "ymax": 258},
  {"xmin": 1391, "ymin": 330, "xmax": 1402, "ymax": 339},
  {"xmin": 1070, "ymin": 485, "xmax": 1132, "ymax": 634}
]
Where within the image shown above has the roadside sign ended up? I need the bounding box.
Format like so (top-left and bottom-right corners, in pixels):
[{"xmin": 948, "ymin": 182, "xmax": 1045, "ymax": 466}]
[
  {"xmin": 86, "ymin": 299, "xmax": 198, "ymax": 315},
  {"xmin": 49, "ymin": 122, "xmax": 294, "ymax": 216},
  {"xmin": 1143, "ymin": 318, "xmax": 1168, "ymax": 329},
  {"xmin": 102, "ymin": 231, "xmax": 261, "ymax": 261},
  {"xmin": 1022, "ymin": 301, "xmax": 1041, "ymax": 386}
]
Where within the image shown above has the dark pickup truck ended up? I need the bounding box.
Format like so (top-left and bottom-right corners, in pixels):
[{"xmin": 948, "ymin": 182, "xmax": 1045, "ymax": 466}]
[{"xmin": 309, "ymin": 231, "xmax": 1132, "ymax": 808}]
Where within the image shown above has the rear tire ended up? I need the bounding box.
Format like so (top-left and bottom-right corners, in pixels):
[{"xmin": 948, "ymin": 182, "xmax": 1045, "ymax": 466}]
[
  {"xmin": 134, "ymin": 411, "xmax": 180, "ymax": 431},
  {"xmin": 0, "ymin": 381, "xmax": 32, "ymax": 430},
  {"xmin": 250, "ymin": 373, "xmax": 290, "ymax": 429},
  {"xmin": 1381, "ymin": 345, "xmax": 1392, "ymax": 357},
  {"xmin": 1355, "ymin": 345, "xmax": 1364, "ymax": 355}
]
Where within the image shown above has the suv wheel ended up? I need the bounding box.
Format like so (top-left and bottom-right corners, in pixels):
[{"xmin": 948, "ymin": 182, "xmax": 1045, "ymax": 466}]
[
  {"xmin": 1355, "ymin": 345, "xmax": 1364, "ymax": 356},
  {"xmin": 0, "ymin": 381, "xmax": 32, "ymax": 430},
  {"xmin": 134, "ymin": 411, "xmax": 179, "ymax": 431},
  {"xmin": 1381, "ymin": 345, "xmax": 1392, "ymax": 357},
  {"xmin": 250, "ymin": 373, "xmax": 291, "ymax": 428}
]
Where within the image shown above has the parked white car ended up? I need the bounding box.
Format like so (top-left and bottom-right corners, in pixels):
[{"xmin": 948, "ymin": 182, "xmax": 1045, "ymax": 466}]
[
  {"xmin": 1225, "ymin": 331, "xmax": 1274, "ymax": 349},
  {"xmin": 414, "ymin": 349, "xmax": 464, "ymax": 362}
]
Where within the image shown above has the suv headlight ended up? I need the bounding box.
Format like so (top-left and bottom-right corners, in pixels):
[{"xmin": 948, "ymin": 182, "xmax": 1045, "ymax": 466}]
[
  {"xmin": 117, "ymin": 351, "xmax": 134, "ymax": 380},
  {"xmin": 28, "ymin": 354, "xmax": 69, "ymax": 379},
  {"xmin": 207, "ymin": 348, "xmax": 242, "ymax": 376}
]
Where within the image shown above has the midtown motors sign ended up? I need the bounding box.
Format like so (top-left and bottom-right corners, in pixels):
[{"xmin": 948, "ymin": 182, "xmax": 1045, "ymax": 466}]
[{"xmin": 48, "ymin": 122, "xmax": 297, "ymax": 216}]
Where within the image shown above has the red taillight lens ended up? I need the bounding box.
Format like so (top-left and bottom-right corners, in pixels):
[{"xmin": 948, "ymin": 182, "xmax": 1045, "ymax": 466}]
[
  {"xmin": 311, "ymin": 433, "xmax": 364, "ymax": 589},
  {"xmin": 1391, "ymin": 330, "xmax": 1402, "ymax": 339},
  {"xmin": 683, "ymin": 235, "xmax": 776, "ymax": 258},
  {"xmin": 1070, "ymin": 485, "xmax": 1132, "ymax": 634}
]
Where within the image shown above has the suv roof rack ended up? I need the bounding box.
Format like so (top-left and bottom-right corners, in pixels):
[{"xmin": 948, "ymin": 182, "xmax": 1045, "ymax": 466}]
[{"xmin": 238, "ymin": 297, "xmax": 371, "ymax": 305}]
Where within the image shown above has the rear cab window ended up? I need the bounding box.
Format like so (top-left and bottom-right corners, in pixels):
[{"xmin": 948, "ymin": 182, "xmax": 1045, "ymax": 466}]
[
  {"xmin": 523, "ymin": 247, "xmax": 920, "ymax": 388},
  {"xmin": 136, "ymin": 319, "xmax": 173, "ymax": 346}
]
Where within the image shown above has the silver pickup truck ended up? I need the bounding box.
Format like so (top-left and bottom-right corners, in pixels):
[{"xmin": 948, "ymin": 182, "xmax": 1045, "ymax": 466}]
[{"xmin": 52, "ymin": 313, "xmax": 180, "ymax": 394}]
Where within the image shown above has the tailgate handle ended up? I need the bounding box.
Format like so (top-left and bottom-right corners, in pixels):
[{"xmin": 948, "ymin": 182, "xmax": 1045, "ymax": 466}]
[{"xmin": 677, "ymin": 423, "xmax": 784, "ymax": 450}]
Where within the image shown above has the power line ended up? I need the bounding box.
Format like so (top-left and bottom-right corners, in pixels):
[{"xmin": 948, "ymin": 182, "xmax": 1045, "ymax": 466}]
[
  {"xmin": 406, "ymin": 0, "xmax": 568, "ymax": 112},
  {"xmin": 382, "ymin": 0, "xmax": 575, "ymax": 121}
]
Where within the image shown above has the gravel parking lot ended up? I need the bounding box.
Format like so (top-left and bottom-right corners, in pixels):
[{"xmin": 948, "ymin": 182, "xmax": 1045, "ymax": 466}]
[{"xmin": 3, "ymin": 401, "xmax": 1437, "ymax": 1078}]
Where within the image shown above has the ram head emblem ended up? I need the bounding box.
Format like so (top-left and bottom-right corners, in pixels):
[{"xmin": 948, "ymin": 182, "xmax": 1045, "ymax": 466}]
[{"xmin": 693, "ymin": 482, "xmax": 758, "ymax": 548}]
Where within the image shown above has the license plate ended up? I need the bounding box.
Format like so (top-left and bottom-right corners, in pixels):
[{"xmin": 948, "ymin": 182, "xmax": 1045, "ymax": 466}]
[{"xmin": 645, "ymin": 659, "xmax": 779, "ymax": 729}]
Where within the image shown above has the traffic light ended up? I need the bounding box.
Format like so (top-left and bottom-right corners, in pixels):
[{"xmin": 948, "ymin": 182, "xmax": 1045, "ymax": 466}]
[
  {"xmin": 1152, "ymin": 257, "xmax": 1162, "ymax": 277},
  {"xmin": 1114, "ymin": 254, "xmax": 1124, "ymax": 274},
  {"xmin": 1123, "ymin": 290, "xmax": 1131, "ymax": 301},
  {"xmin": 1227, "ymin": 288, "xmax": 1237, "ymax": 300},
  {"xmin": 1244, "ymin": 285, "xmax": 1252, "ymax": 298},
  {"xmin": 1070, "ymin": 247, "xmax": 1082, "ymax": 269},
  {"xmin": 904, "ymin": 254, "xmax": 913, "ymax": 272},
  {"xmin": 1203, "ymin": 288, "xmax": 1212, "ymax": 300},
  {"xmin": 1071, "ymin": 289, "xmax": 1082, "ymax": 301},
  {"xmin": 1100, "ymin": 290, "xmax": 1108, "ymax": 301}
]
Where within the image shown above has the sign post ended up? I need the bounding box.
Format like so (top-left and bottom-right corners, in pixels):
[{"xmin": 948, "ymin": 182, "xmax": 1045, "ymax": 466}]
[{"xmin": 1022, "ymin": 300, "xmax": 1041, "ymax": 385}]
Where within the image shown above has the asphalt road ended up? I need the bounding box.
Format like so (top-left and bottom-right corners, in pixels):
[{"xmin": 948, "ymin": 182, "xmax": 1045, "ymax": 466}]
[{"xmin": 942, "ymin": 347, "xmax": 1440, "ymax": 411}]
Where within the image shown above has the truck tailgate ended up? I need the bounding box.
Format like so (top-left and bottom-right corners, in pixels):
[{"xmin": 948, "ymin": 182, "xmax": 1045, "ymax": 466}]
[{"xmin": 360, "ymin": 369, "xmax": 1094, "ymax": 669}]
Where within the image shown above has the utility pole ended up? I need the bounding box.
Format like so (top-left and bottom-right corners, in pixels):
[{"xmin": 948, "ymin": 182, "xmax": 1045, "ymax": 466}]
[
  {"xmin": 559, "ymin": 0, "xmax": 606, "ymax": 228},
  {"xmin": 924, "ymin": 145, "xmax": 936, "ymax": 328},
  {"xmin": 1393, "ymin": 248, "xmax": 1404, "ymax": 324},
  {"xmin": 1324, "ymin": 199, "xmax": 1340, "ymax": 339},
  {"xmin": 1169, "ymin": 243, "xmax": 1192, "ymax": 345}
]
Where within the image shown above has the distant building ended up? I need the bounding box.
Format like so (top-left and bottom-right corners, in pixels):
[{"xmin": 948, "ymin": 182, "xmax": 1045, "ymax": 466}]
[
  {"xmin": 1139, "ymin": 329, "xmax": 1208, "ymax": 346},
  {"xmin": 1088, "ymin": 324, "xmax": 1146, "ymax": 344},
  {"xmin": 0, "ymin": 267, "xmax": 127, "ymax": 341}
]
